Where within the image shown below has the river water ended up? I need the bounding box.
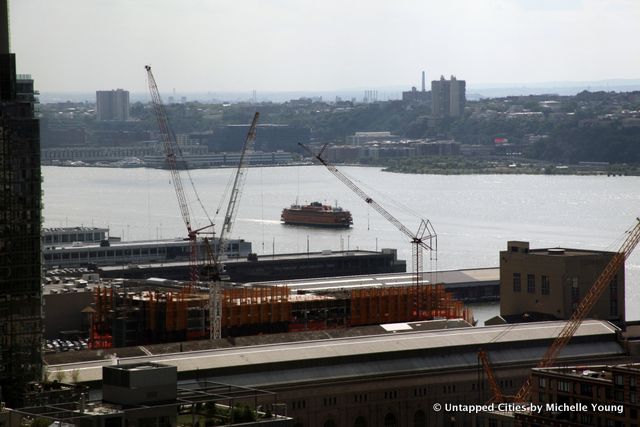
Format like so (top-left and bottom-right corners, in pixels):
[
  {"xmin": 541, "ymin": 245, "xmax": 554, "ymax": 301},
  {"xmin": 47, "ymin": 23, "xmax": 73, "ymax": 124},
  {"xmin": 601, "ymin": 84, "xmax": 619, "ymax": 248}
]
[{"xmin": 41, "ymin": 165, "xmax": 640, "ymax": 321}]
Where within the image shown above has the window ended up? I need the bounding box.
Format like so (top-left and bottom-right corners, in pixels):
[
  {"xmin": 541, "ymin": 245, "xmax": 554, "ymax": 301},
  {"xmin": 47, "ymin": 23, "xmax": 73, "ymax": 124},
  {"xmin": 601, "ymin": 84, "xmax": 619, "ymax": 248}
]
[
  {"xmin": 413, "ymin": 411, "xmax": 426, "ymax": 427},
  {"xmin": 615, "ymin": 375, "xmax": 624, "ymax": 386},
  {"xmin": 539, "ymin": 377, "xmax": 547, "ymax": 388},
  {"xmin": 558, "ymin": 381, "xmax": 570, "ymax": 392},
  {"xmin": 513, "ymin": 273, "xmax": 521, "ymax": 292},
  {"xmin": 541, "ymin": 275, "xmax": 550, "ymax": 295},
  {"xmin": 323, "ymin": 397, "xmax": 337, "ymax": 407},
  {"xmin": 527, "ymin": 274, "xmax": 535, "ymax": 293}
]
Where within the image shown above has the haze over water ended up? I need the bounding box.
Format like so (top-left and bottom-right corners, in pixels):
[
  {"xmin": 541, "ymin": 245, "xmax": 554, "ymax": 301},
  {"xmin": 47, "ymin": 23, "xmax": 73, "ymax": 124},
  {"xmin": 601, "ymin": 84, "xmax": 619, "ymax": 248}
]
[{"xmin": 42, "ymin": 166, "xmax": 640, "ymax": 321}]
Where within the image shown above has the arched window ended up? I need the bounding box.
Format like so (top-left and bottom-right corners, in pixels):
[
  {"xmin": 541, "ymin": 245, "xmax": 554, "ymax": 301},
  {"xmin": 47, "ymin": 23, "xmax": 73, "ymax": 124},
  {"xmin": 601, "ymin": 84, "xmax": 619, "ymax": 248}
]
[
  {"xmin": 324, "ymin": 420, "xmax": 337, "ymax": 427},
  {"xmin": 354, "ymin": 416, "xmax": 367, "ymax": 427},
  {"xmin": 383, "ymin": 413, "xmax": 397, "ymax": 427},
  {"xmin": 414, "ymin": 410, "xmax": 426, "ymax": 427}
]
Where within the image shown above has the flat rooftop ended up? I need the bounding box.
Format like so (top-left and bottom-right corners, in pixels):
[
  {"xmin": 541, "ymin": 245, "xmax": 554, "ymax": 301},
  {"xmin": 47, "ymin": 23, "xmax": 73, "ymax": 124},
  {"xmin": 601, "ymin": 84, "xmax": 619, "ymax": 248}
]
[
  {"xmin": 529, "ymin": 248, "xmax": 613, "ymax": 257},
  {"xmin": 99, "ymin": 249, "xmax": 392, "ymax": 272},
  {"xmin": 246, "ymin": 267, "xmax": 499, "ymax": 292},
  {"xmin": 47, "ymin": 319, "xmax": 622, "ymax": 384}
]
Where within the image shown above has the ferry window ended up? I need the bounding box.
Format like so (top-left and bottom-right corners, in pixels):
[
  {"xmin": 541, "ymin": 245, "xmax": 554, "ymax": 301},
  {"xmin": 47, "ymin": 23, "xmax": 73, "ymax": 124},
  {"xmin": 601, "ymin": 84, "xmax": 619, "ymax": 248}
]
[
  {"xmin": 44, "ymin": 254, "xmax": 51, "ymax": 260},
  {"xmin": 151, "ymin": 248, "xmax": 157, "ymax": 255},
  {"xmin": 89, "ymin": 252, "xmax": 97, "ymax": 258},
  {"xmin": 115, "ymin": 250, "xmax": 123, "ymax": 256},
  {"xmin": 124, "ymin": 249, "xmax": 131, "ymax": 256},
  {"xmin": 133, "ymin": 249, "xmax": 140, "ymax": 256},
  {"xmin": 62, "ymin": 253, "xmax": 70, "ymax": 260},
  {"xmin": 71, "ymin": 252, "xmax": 79, "ymax": 259},
  {"xmin": 62, "ymin": 235, "xmax": 69, "ymax": 243},
  {"xmin": 142, "ymin": 249, "xmax": 149, "ymax": 255},
  {"xmin": 98, "ymin": 251, "xmax": 105, "ymax": 257},
  {"xmin": 107, "ymin": 250, "xmax": 114, "ymax": 257}
]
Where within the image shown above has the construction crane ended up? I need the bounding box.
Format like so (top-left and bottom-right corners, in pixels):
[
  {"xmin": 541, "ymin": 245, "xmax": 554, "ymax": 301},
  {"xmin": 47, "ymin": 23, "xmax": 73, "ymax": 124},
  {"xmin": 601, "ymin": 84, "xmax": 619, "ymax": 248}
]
[
  {"xmin": 145, "ymin": 65, "xmax": 212, "ymax": 288},
  {"xmin": 300, "ymin": 143, "xmax": 437, "ymax": 318},
  {"xmin": 481, "ymin": 218, "xmax": 640, "ymax": 403},
  {"xmin": 202, "ymin": 113, "xmax": 259, "ymax": 339}
]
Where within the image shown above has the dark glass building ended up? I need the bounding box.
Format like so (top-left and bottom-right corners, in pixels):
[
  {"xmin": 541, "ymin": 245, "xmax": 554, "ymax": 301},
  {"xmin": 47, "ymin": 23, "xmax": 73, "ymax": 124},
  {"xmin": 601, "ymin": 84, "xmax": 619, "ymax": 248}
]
[{"xmin": 0, "ymin": 0, "xmax": 43, "ymax": 407}]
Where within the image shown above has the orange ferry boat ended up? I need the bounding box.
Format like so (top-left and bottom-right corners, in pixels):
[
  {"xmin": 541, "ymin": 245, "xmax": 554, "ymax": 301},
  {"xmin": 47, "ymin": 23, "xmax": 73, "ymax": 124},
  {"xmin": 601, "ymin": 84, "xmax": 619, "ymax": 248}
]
[{"xmin": 281, "ymin": 202, "xmax": 353, "ymax": 228}]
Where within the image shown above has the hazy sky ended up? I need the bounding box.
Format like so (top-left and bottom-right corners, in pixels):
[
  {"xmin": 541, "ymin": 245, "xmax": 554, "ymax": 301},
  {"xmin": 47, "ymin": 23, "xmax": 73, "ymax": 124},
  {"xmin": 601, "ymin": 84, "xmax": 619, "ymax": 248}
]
[{"xmin": 9, "ymin": 0, "xmax": 640, "ymax": 93}]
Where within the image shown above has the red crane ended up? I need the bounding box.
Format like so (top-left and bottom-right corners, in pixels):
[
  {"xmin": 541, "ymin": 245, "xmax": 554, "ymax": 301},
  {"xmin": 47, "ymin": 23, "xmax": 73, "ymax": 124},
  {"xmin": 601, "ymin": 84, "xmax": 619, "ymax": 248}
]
[
  {"xmin": 300, "ymin": 143, "xmax": 437, "ymax": 318},
  {"xmin": 145, "ymin": 65, "xmax": 212, "ymax": 288}
]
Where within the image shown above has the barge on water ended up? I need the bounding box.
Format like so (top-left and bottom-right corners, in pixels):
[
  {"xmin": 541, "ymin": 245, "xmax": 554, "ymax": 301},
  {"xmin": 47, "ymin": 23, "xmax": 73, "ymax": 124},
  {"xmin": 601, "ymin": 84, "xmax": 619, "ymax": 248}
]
[{"xmin": 281, "ymin": 201, "xmax": 353, "ymax": 228}]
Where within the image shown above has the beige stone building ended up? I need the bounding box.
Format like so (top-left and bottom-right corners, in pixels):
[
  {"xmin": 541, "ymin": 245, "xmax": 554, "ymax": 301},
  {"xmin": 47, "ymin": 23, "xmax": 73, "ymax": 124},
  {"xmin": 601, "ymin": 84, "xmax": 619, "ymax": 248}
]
[{"xmin": 499, "ymin": 241, "xmax": 624, "ymax": 323}]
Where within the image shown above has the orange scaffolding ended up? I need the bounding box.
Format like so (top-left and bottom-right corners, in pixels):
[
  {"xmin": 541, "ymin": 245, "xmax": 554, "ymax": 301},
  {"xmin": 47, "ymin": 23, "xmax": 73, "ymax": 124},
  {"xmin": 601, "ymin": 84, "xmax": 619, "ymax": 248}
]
[
  {"xmin": 349, "ymin": 284, "xmax": 473, "ymax": 327},
  {"xmin": 221, "ymin": 286, "xmax": 291, "ymax": 329},
  {"xmin": 89, "ymin": 283, "xmax": 472, "ymax": 349}
]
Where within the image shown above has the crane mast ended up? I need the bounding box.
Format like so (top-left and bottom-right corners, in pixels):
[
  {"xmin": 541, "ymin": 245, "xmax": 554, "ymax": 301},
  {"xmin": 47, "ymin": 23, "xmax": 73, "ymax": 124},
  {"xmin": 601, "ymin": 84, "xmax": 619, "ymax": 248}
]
[
  {"xmin": 300, "ymin": 143, "xmax": 436, "ymax": 317},
  {"xmin": 206, "ymin": 113, "xmax": 259, "ymax": 340}
]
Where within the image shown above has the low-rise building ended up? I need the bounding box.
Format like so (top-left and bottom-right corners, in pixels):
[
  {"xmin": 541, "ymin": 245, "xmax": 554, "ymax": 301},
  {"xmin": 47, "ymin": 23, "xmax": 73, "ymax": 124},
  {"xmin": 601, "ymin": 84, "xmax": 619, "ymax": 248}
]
[{"xmin": 499, "ymin": 241, "xmax": 624, "ymax": 324}]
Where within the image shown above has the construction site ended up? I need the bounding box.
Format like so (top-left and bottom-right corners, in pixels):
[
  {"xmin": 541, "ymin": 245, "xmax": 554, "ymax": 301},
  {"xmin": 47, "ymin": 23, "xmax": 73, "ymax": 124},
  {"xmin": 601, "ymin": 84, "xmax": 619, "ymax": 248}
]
[
  {"xmin": 84, "ymin": 68, "xmax": 474, "ymax": 350},
  {"xmin": 89, "ymin": 282, "xmax": 473, "ymax": 349}
]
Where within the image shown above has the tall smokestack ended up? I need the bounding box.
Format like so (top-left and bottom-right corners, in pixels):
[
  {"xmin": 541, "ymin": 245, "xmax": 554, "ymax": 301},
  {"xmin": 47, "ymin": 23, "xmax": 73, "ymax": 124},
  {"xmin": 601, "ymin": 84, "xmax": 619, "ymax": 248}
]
[
  {"xmin": 421, "ymin": 71, "xmax": 426, "ymax": 92},
  {"xmin": 0, "ymin": 0, "xmax": 9, "ymax": 54}
]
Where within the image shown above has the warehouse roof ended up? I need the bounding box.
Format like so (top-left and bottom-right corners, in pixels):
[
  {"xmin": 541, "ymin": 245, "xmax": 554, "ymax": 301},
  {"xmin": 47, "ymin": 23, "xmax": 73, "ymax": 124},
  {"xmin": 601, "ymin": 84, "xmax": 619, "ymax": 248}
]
[{"xmin": 48, "ymin": 319, "xmax": 620, "ymax": 384}]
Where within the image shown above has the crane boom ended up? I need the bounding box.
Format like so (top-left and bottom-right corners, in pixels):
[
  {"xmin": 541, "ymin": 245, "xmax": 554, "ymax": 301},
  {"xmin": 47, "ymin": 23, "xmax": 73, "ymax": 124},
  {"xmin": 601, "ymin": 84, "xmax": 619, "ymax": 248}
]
[
  {"xmin": 300, "ymin": 143, "xmax": 436, "ymax": 319},
  {"xmin": 515, "ymin": 218, "xmax": 640, "ymax": 401},
  {"xmin": 146, "ymin": 65, "xmax": 210, "ymax": 285},
  {"xmin": 145, "ymin": 65, "xmax": 192, "ymax": 234},
  {"xmin": 299, "ymin": 143, "xmax": 435, "ymax": 251},
  {"xmin": 217, "ymin": 112, "xmax": 259, "ymax": 259},
  {"xmin": 478, "ymin": 349, "xmax": 504, "ymax": 403}
]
